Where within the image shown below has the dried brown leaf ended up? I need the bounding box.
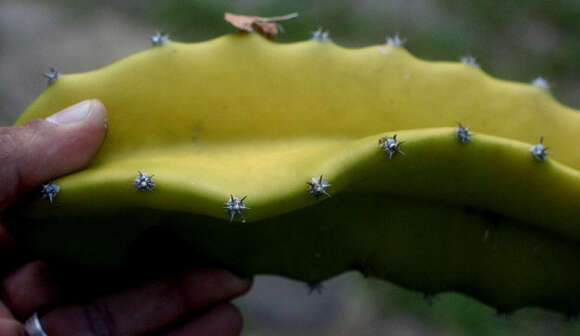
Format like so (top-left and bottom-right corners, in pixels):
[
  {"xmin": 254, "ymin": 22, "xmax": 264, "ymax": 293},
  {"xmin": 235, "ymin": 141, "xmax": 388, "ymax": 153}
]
[{"xmin": 224, "ymin": 12, "xmax": 298, "ymax": 39}]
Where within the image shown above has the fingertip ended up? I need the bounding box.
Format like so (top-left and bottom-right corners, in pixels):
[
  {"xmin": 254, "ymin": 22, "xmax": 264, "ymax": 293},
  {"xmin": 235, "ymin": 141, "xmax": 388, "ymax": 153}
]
[
  {"xmin": 166, "ymin": 303, "xmax": 244, "ymax": 336},
  {"xmin": 86, "ymin": 99, "xmax": 108, "ymax": 130},
  {"xmin": 182, "ymin": 269, "xmax": 253, "ymax": 306},
  {"xmin": 44, "ymin": 99, "xmax": 107, "ymax": 128},
  {"xmin": 217, "ymin": 303, "xmax": 244, "ymax": 335},
  {"xmin": 218, "ymin": 270, "xmax": 253, "ymax": 296},
  {"xmin": 61, "ymin": 98, "xmax": 108, "ymax": 160},
  {"xmin": 1, "ymin": 261, "xmax": 60, "ymax": 319},
  {"xmin": 25, "ymin": 99, "xmax": 108, "ymax": 182}
]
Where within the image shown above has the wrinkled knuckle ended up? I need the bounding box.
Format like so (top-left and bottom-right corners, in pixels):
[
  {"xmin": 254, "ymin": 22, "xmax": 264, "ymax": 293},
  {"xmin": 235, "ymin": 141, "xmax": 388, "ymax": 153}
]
[
  {"xmin": 23, "ymin": 118, "xmax": 51, "ymax": 131},
  {"xmin": 82, "ymin": 299, "xmax": 116, "ymax": 336},
  {"xmin": 22, "ymin": 119, "xmax": 51, "ymax": 144},
  {"xmin": 0, "ymin": 121, "xmax": 48, "ymax": 160}
]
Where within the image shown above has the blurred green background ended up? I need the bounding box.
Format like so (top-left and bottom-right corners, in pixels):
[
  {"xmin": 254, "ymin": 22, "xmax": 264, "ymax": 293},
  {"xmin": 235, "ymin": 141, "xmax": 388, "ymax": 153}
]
[{"xmin": 1, "ymin": 0, "xmax": 579, "ymax": 335}]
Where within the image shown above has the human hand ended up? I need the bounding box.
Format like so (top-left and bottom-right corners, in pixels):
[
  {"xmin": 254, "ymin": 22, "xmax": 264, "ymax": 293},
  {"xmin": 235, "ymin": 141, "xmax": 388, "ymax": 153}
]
[{"xmin": 0, "ymin": 100, "xmax": 252, "ymax": 335}]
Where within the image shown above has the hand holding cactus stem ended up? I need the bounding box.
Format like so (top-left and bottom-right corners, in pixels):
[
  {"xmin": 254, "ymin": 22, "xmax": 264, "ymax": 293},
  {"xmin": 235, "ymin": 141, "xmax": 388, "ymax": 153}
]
[{"xmin": 0, "ymin": 100, "xmax": 251, "ymax": 336}]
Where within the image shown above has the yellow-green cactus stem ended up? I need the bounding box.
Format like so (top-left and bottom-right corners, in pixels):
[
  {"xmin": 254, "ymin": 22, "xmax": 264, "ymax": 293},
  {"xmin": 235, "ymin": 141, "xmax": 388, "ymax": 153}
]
[{"xmin": 11, "ymin": 32, "xmax": 580, "ymax": 314}]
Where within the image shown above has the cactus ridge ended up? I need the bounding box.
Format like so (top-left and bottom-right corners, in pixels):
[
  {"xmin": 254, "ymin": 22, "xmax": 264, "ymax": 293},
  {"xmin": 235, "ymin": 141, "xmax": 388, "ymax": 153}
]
[{"xmin": 13, "ymin": 32, "xmax": 580, "ymax": 315}]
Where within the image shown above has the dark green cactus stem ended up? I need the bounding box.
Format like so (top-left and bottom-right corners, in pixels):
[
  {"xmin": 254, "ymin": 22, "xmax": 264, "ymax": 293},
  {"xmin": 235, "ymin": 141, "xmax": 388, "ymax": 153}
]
[{"xmin": 17, "ymin": 194, "xmax": 580, "ymax": 314}]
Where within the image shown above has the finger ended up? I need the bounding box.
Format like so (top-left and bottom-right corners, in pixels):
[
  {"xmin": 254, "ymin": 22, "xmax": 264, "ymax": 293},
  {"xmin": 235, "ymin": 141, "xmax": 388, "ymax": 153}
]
[
  {"xmin": 0, "ymin": 99, "xmax": 108, "ymax": 210},
  {"xmin": 165, "ymin": 303, "xmax": 243, "ymax": 336},
  {"xmin": 1, "ymin": 261, "xmax": 60, "ymax": 319},
  {"xmin": 0, "ymin": 302, "xmax": 15, "ymax": 320},
  {"xmin": 0, "ymin": 222, "xmax": 40, "ymax": 276},
  {"xmin": 0, "ymin": 225, "xmax": 17, "ymax": 256},
  {"xmin": 41, "ymin": 268, "xmax": 252, "ymax": 336},
  {"xmin": 0, "ymin": 318, "xmax": 26, "ymax": 336}
]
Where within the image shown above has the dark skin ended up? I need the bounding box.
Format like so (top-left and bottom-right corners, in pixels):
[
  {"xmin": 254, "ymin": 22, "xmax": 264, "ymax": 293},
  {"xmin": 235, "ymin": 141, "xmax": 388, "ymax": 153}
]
[{"xmin": 0, "ymin": 99, "xmax": 252, "ymax": 335}]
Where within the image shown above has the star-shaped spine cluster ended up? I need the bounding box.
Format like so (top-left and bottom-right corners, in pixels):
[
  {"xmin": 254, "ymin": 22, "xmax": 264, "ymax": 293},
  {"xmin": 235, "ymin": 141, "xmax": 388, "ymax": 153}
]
[
  {"xmin": 460, "ymin": 55, "xmax": 479, "ymax": 68},
  {"xmin": 456, "ymin": 122, "xmax": 473, "ymax": 144},
  {"xmin": 386, "ymin": 34, "xmax": 406, "ymax": 47},
  {"xmin": 311, "ymin": 27, "xmax": 330, "ymax": 41},
  {"xmin": 379, "ymin": 134, "xmax": 405, "ymax": 159},
  {"xmin": 43, "ymin": 68, "xmax": 60, "ymax": 85},
  {"xmin": 530, "ymin": 136, "xmax": 551, "ymax": 162},
  {"xmin": 135, "ymin": 171, "xmax": 156, "ymax": 192},
  {"xmin": 225, "ymin": 195, "xmax": 249, "ymax": 223},
  {"xmin": 151, "ymin": 32, "xmax": 169, "ymax": 46},
  {"xmin": 41, "ymin": 183, "xmax": 60, "ymax": 203},
  {"xmin": 532, "ymin": 77, "xmax": 550, "ymax": 91},
  {"xmin": 307, "ymin": 175, "xmax": 332, "ymax": 199}
]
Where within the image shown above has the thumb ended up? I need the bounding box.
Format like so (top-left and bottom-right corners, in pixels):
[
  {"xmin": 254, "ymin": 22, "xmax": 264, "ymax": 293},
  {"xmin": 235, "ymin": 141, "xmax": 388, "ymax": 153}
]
[{"xmin": 0, "ymin": 99, "xmax": 108, "ymax": 210}]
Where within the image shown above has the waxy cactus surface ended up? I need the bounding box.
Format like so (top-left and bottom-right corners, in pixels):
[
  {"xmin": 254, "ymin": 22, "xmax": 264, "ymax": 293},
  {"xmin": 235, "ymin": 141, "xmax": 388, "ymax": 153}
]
[{"xmin": 12, "ymin": 32, "xmax": 580, "ymax": 315}]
